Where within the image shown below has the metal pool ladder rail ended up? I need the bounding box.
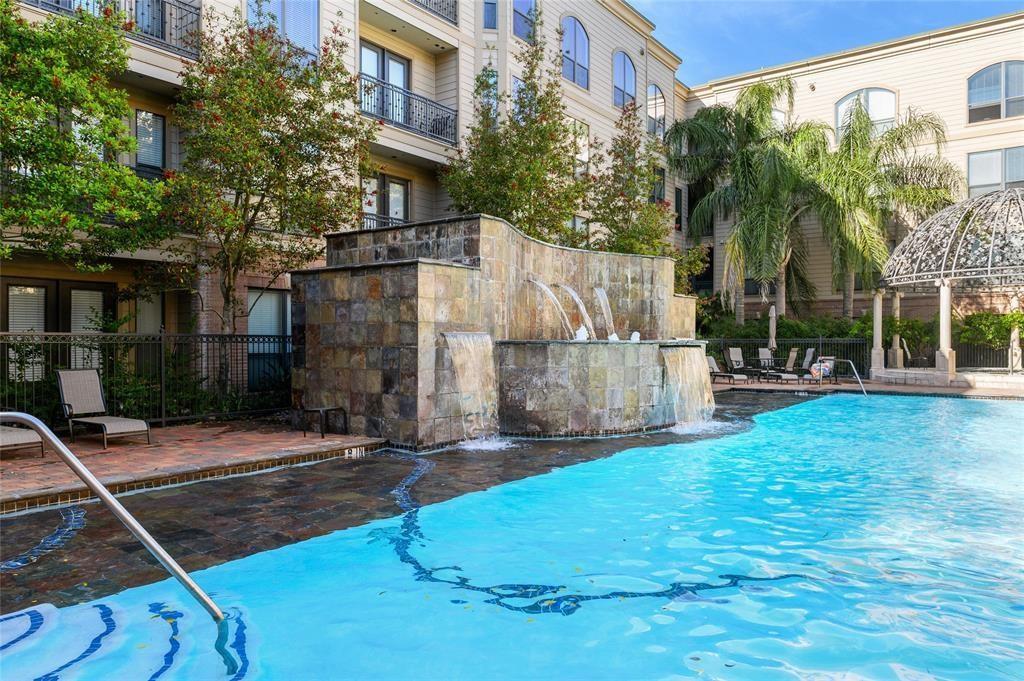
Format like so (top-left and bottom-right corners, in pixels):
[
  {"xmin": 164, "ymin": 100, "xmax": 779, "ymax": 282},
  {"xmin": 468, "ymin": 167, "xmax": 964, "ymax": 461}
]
[
  {"xmin": 0, "ymin": 411, "xmax": 225, "ymax": 622},
  {"xmin": 817, "ymin": 358, "xmax": 868, "ymax": 396}
]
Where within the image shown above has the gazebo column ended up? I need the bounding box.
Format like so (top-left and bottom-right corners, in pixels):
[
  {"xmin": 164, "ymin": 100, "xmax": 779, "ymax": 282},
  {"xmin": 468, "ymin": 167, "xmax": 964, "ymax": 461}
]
[
  {"xmin": 871, "ymin": 289, "xmax": 885, "ymax": 374},
  {"xmin": 935, "ymin": 279, "xmax": 956, "ymax": 376},
  {"xmin": 1011, "ymin": 293, "xmax": 1022, "ymax": 373},
  {"xmin": 888, "ymin": 291, "xmax": 904, "ymax": 369}
]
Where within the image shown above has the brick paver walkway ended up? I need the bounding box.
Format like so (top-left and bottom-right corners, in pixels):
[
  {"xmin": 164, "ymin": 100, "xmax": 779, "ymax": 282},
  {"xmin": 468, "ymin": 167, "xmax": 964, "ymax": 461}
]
[{"xmin": 0, "ymin": 421, "xmax": 384, "ymax": 509}]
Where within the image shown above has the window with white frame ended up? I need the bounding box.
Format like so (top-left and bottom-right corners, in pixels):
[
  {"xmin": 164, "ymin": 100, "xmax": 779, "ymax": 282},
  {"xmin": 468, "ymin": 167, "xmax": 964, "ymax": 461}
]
[
  {"xmin": 613, "ymin": 51, "xmax": 636, "ymax": 108},
  {"xmin": 968, "ymin": 61, "xmax": 1023, "ymax": 123},
  {"xmin": 483, "ymin": 0, "xmax": 497, "ymax": 30},
  {"xmin": 248, "ymin": 0, "xmax": 319, "ymax": 57},
  {"xmin": 561, "ymin": 16, "xmax": 589, "ymax": 89},
  {"xmin": 135, "ymin": 110, "xmax": 165, "ymax": 170},
  {"xmin": 647, "ymin": 84, "xmax": 665, "ymax": 138},
  {"xmin": 968, "ymin": 146, "xmax": 1024, "ymax": 197},
  {"xmin": 835, "ymin": 88, "xmax": 896, "ymax": 137},
  {"xmin": 512, "ymin": 0, "xmax": 534, "ymax": 42}
]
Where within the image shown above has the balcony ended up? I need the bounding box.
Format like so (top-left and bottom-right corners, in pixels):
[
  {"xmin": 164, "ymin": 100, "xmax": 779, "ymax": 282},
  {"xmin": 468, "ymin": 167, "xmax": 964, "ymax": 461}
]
[
  {"xmin": 359, "ymin": 75, "xmax": 457, "ymax": 145},
  {"xmin": 23, "ymin": 0, "xmax": 200, "ymax": 59},
  {"xmin": 408, "ymin": 0, "xmax": 457, "ymax": 25},
  {"xmin": 361, "ymin": 213, "xmax": 407, "ymax": 230}
]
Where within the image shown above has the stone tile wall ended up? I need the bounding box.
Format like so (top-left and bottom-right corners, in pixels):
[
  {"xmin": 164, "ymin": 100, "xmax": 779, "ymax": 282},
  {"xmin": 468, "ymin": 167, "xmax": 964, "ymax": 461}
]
[{"xmin": 497, "ymin": 341, "xmax": 707, "ymax": 437}]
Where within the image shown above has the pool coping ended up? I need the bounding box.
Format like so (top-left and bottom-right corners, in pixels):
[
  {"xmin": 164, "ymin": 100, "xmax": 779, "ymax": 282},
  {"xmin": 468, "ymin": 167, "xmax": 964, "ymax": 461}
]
[{"xmin": 0, "ymin": 437, "xmax": 387, "ymax": 516}]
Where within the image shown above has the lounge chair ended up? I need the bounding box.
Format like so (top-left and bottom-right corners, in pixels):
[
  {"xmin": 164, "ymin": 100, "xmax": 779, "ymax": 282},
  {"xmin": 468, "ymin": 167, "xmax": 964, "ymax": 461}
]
[
  {"xmin": 707, "ymin": 356, "xmax": 750, "ymax": 384},
  {"xmin": 56, "ymin": 369, "xmax": 151, "ymax": 448},
  {"xmin": 766, "ymin": 347, "xmax": 803, "ymax": 383},
  {"xmin": 0, "ymin": 425, "xmax": 44, "ymax": 457},
  {"xmin": 797, "ymin": 348, "xmax": 815, "ymax": 377},
  {"xmin": 757, "ymin": 348, "xmax": 777, "ymax": 369},
  {"xmin": 726, "ymin": 347, "xmax": 766, "ymax": 380}
]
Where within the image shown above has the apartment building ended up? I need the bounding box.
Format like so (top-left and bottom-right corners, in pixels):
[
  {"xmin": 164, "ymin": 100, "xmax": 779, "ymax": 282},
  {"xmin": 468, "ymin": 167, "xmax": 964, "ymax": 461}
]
[
  {"xmin": 5, "ymin": 1, "xmax": 1019, "ymax": 338},
  {"xmin": 2, "ymin": 0, "xmax": 685, "ymax": 337},
  {"xmin": 677, "ymin": 11, "xmax": 1024, "ymax": 319}
]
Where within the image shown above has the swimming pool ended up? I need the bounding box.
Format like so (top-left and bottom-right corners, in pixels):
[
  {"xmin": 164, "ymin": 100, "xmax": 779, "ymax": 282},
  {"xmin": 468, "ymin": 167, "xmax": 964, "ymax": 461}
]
[{"xmin": 2, "ymin": 394, "xmax": 1022, "ymax": 679}]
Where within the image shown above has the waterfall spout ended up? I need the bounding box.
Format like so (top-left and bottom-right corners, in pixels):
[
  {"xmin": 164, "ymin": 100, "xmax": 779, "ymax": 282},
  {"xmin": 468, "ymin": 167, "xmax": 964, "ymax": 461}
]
[
  {"xmin": 661, "ymin": 345, "xmax": 715, "ymax": 425},
  {"xmin": 443, "ymin": 332, "xmax": 498, "ymax": 440},
  {"xmin": 527, "ymin": 279, "xmax": 574, "ymax": 340},
  {"xmin": 594, "ymin": 288, "xmax": 617, "ymax": 340},
  {"xmin": 555, "ymin": 284, "xmax": 597, "ymax": 341}
]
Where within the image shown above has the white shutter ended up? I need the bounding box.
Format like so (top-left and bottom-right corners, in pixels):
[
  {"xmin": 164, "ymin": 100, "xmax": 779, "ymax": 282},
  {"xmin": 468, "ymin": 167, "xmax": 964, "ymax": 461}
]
[
  {"xmin": 6, "ymin": 286, "xmax": 46, "ymax": 381},
  {"xmin": 248, "ymin": 289, "xmax": 286, "ymax": 335},
  {"xmin": 286, "ymin": 0, "xmax": 318, "ymax": 56},
  {"xmin": 136, "ymin": 296, "xmax": 162, "ymax": 333},
  {"xmin": 7, "ymin": 286, "xmax": 46, "ymax": 332},
  {"xmin": 136, "ymin": 111, "xmax": 165, "ymax": 168},
  {"xmin": 70, "ymin": 289, "xmax": 104, "ymax": 368}
]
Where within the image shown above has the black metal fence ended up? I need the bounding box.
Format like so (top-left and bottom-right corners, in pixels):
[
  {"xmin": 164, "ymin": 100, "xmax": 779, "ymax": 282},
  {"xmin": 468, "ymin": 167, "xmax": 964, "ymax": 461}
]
[
  {"xmin": 359, "ymin": 75, "xmax": 458, "ymax": 144},
  {"xmin": 0, "ymin": 333, "xmax": 291, "ymax": 429},
  {"xmin": 703, "ymin": 337, "xmax": 872, "ymax": 377},
  {"xmin": 903, "ymin": 341, "xmax": 1012, "ymax": 370},
  {"xmin": 26, "ymin": 0, "xmax": 201, "ymax": 58}
]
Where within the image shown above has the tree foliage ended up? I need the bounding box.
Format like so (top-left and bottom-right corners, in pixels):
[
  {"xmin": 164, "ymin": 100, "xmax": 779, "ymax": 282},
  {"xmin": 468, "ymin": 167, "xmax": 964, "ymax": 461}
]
[
  {"xmin": 816, "ymin": 101, "xmax": 962, "ymax": 317},
  {"xmin": 163, "ymin": 5, "xmax": 376, "ymax": 332},
  {"xmin": 666, "ymin": 78, "xmax": 826, "ymax": 319},
  {"xmin": 441, "ymin": 14, "xmax": 587, "ymax": 245},
  {"xmin": 0, "ymin": 0, "xmax": 166, "ymax": 269},
  {"xmin": 588, "ymin": 102, "xmax": 674, "ymax": 256}
]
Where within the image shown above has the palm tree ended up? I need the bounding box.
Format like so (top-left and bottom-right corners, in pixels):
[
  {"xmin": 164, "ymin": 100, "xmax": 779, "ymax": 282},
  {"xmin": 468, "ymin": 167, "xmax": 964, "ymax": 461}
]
[
  {"xmin": 816, "ymin": 102, "xmax": 962, "ymax": 318},
  {"xmin": 666, "ymin": 78, "xmax": 827, "ymax": 320}
]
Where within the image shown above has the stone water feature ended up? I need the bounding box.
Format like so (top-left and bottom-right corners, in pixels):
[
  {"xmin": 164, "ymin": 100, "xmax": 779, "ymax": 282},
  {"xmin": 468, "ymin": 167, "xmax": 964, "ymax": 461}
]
[{"xmin": 291, "ymin": 214, "xmax": 711, "ymax": 450}]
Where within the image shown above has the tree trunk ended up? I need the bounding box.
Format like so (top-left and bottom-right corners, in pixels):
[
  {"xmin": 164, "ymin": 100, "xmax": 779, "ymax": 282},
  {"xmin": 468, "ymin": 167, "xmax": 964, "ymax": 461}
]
[
  {"xmin": 218, "ymin": 270, "xmax": 237, "ymax": 393},
  {"xmin": 775, "ymin": 264, "xmax": 787, "ymax": 318},
  {"xmin": 842, "ymin": 270, "xmax": 855, "ymax": 319},
  {"xmin": 734, "ymin": 281, "xmax": 746, "ymax": 325}
]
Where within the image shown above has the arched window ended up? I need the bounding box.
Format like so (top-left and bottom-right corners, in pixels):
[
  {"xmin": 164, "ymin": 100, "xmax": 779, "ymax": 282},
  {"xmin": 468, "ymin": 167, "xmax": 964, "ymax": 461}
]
[
  {"xmin": 561, "ymin": 17, "xmax": 589, "ymax": 89},
  {"xmin": 613, "ymin": 51, "xmax": 635, "ymax": 108},
  {"xmin": 835, "ymin": 88, "xmax": 896, "ymax": 137},
  {"xmin": 968, "ymin": 61, "xmax": 1023, "ymax": 123},
  {"xmin": 646, "ymin": 84, "xmax": 665, "ymax": 138}
]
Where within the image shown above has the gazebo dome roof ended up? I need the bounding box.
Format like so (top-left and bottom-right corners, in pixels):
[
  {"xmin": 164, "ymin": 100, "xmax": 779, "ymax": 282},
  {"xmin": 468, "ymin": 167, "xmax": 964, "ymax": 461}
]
[{"xmin": 881, "ymin": 188, "xmax": 1024, "ymax": 292}]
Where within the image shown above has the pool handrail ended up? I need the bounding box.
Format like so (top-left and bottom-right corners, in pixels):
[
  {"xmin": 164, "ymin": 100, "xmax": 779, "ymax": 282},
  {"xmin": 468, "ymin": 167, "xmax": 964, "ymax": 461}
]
[
  {"xmin": 817, "ymin": 358, "xmax": 868, "ymax": 396},
  {"xmin": 0, "ymin": 411, "xmax": 225, "ymax": 622}
]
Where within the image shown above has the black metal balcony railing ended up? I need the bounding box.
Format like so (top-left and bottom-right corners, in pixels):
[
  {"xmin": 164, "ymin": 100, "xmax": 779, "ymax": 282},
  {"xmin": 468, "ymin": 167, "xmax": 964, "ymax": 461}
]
[
  {"xmin": 361, "ymin": 213, "xmax": 407, "ymax": 230},
  {"xmin": 359, "ymin": 75, "xmax": 457, "ymax": 145},
  {"xmin": 408, "ymin": 0, "xmax": 457, "ymax": 25},
  {"xmin": 26, "ymin": 0, "xmax": 200, "ymax": 59}
]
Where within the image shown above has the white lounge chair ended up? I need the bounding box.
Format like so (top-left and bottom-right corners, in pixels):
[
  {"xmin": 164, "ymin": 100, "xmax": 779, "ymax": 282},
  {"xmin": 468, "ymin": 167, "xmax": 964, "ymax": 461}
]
[
  {"xmin": 56, "ymin": 369, "xmax": 151, "ymax": 449},
  {"xmin": 0, "ymin": 425, "xmax": 44, "ymax": 457},
  {"xmin": 707, "ymin": 356, "xmax": 750, "ymax": 384}
]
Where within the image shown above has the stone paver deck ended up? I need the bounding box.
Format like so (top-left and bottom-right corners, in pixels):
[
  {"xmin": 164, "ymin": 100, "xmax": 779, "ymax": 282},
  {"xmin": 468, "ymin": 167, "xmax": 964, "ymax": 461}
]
[{"xmin": 0, "ymin": 421, "xmax": 385, "ymax": 514}]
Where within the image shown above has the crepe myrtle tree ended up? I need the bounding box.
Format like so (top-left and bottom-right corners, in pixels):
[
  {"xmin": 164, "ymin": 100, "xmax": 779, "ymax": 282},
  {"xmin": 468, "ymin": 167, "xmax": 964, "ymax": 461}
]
[
  {"xmin": 442, "ymin": 12, "xmax": 588, "ymax": 246},
  {"xmin": 0, "ymin": 0, "xmax": 166, "ymax": 269},
  {"xmin": 162, "ymin": 4, "xmax": 377, "ymax": 333}
]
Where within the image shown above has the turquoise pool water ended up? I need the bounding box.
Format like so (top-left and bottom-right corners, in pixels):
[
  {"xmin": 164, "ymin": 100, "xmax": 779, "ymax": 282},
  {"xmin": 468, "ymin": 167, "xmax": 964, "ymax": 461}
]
[{"xmin": 2, "ymin": 394, "xmax": 1023, "ymax": 679}]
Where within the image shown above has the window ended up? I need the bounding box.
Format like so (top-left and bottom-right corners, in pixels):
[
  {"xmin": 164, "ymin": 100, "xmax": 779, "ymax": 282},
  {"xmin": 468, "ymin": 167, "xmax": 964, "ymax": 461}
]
[
  {"xmin": 650, "ymin": 168, "xmax": 665, "ymax": 203},
  {"xmin": 968, "ymin": 146, "xmax": 1024, "ymax": 197},
  {"xmin": 136, "ymin": 295, "xmax": 163, "ymax": 334},
  {"xmin": 691, "ymin": 249, "xmax": 714, "ymax": 295},
  {"xmin": 248, "ymin": 0, "xmax": 319, "ymax": 57},
  {"xmin": 771, "ymin": 108, "xmax": 787, "ymax": 127},
  {"xmin": 483, "ymin": 0, "xmax": 497, "ymax": 30},
  {"xmin": 968, "ymin": 61, "xmax": 1024, "ymax": 123},
  {"xmin": 647, "ymin": 84, "xmax": 665, "ymax": 138},
  {"xmin": 511, "ymin": 75, "xmax": 526, "ymax": 118},
  {"xmin": 571, "ymin": 119, "xmax": 589, "ymax": 177},
  {"xmin": 135, "ymin": 110, "xmax": 165, "ymax": 171},
  {"xmin": 247, "ymin": 288, "xmax": 290, "ymax": 390},
  {"xmin": 481, "ymin": 67, "xmax": 499, "ymax": 119},
  {"xmin": 674, "ymin": 187, "xmax": 683, "ymax": 231},
  {"xmin": 687, "ymin": 180, "xmax": 713, "ymax": 235},
  {"xmin": 561, "ymin": 17, "xmax": 589, "ymax": 89},
  {"xmin": 360, "ymin": 42, "xmax": 411, "ymax": 124},
  {"xmin": 361, "ymin": 174, "xmax": 410, "ymax": 227},
  {"xmin": 513, "ymin": 0, "xmax": 534, "ymax": 42},
  {"xmin": 835, "ymin": 88, "xmax": 896, "ymax": 137},
  {"xmin": 566, "ymin": 215, "xmax": 587, "ymax": 234},
  {"xmin": 613, "ymin": 51, "xmax": 636, "ymax": 108}
]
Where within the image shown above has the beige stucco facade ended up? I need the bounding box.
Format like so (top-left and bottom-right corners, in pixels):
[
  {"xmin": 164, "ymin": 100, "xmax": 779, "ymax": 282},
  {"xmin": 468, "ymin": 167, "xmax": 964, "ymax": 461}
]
[
  {"xmin": 5, "ymin": 0, "xmax": 1022, "ymax": 334},
  {"xmin": 678, "ymin": 11, "xmax": 1024, "ymax": 319}
]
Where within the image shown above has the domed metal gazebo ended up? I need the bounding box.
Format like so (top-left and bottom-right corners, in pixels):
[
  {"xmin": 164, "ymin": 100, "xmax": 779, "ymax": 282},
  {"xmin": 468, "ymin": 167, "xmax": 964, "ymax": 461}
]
[{"xmin": 871, "ymin": 188, "xmax": 1024, "ymax": 379}]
